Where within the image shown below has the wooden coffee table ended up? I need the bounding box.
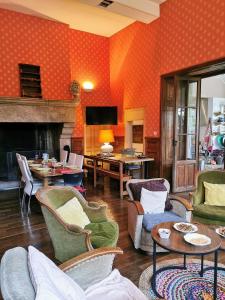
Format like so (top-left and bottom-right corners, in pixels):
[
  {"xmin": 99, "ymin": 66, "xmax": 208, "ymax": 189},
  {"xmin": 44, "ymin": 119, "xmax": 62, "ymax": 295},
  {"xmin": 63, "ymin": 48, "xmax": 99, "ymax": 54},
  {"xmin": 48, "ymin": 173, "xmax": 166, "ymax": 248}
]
[{"xmin": 151, "ymin": 222, "xmax": 221, "ymax": 300}]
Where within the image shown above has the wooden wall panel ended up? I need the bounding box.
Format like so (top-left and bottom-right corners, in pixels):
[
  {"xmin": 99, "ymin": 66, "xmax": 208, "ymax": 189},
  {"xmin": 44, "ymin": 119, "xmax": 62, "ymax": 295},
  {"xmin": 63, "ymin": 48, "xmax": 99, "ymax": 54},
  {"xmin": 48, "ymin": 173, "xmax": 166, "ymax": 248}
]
[
  {"xmin": 71, "ymin": 137, "xmax": 84, "ymax": 154},
  {"xmin": 145, "ymin": 137, "xmax": 160, "ymax": 178},
  {"xmin": 113, "ymin": 136, "xmax": 124, "ymax": 153}
]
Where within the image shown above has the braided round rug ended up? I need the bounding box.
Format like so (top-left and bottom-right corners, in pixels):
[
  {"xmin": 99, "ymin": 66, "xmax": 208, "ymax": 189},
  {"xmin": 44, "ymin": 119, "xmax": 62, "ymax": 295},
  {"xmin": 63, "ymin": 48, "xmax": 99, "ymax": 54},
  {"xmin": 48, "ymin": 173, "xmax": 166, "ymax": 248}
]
[{"xmin": 139, "ymin": 258, "xmax": 225, "ymax": 300}]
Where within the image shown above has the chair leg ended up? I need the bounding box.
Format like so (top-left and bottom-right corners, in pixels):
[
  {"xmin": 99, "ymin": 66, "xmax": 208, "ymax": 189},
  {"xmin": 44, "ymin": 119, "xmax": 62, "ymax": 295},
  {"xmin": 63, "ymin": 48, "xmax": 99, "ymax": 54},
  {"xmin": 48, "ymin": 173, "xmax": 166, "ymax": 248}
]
[
  {"xmin": 18, "ymin": 180, "xmax": 23, "ymax": 202},
  {"xmin": 21, "ymin": 193, "xmax": 26, "ymax": 211},
  {"xmin": 27, "ymin": 194, "xmax": 32, "ymax": 216}
]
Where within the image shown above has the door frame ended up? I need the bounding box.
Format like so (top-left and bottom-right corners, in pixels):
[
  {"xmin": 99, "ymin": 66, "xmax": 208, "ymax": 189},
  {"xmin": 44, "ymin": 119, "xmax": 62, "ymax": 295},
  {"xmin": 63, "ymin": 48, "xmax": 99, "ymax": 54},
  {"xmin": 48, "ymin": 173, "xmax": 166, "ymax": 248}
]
[
  {"xmin": 172, "ymin": 76, "xmax": 201, "ymax": 192},
  {"xmin": 160, "ymin": 57, "xmax": 225, "ymax": 189}
]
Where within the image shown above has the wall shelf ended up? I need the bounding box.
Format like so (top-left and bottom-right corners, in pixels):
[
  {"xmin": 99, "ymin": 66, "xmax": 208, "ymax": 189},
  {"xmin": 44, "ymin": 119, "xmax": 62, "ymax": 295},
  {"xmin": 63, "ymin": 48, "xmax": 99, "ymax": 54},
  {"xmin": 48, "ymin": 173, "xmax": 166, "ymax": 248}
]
[{"xmin": 19, "ymin": 64, "xmax": 42, "ymax": 98}]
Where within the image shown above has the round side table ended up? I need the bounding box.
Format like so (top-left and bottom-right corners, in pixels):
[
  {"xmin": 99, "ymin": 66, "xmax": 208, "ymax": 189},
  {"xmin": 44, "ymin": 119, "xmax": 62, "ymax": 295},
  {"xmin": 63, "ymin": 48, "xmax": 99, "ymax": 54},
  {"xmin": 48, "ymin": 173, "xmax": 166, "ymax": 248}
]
[{"xmin": 151, "ymin": 222, "xmax": 221, "ymax": 300}]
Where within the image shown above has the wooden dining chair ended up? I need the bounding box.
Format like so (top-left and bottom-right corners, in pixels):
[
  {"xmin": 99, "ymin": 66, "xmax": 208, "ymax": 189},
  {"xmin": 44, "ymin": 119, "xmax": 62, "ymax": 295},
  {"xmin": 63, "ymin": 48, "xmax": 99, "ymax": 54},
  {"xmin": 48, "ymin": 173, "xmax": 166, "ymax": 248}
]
[
  {"xmin": 16, "ymin": 153, "xmax": 24, "ymax": 201},
  {"xmin": 74, "ymin": 154, "xmax": 84, "ymax": 169},
  {"xmin": 67, "ymin": 153, "xmax": 76, "ymax": 166},
  {"xmin": 17, "ymin": 159, "xmax": 42, "ymax": 214}
]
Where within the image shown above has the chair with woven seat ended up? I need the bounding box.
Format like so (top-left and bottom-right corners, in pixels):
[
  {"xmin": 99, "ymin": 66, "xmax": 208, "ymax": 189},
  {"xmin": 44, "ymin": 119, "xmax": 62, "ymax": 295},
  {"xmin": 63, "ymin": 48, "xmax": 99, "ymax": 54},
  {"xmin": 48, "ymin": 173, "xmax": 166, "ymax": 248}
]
[
  {"xmin": 191, "ymin": 170, "xmax": 225, "ymax": 225},
  {"xmin": 126, "ymin": 178, "xmax": 193, "ymax": 253},
  {"xmin": 36, "ymin": 186, "xmax": 119, "ymax": 262}
]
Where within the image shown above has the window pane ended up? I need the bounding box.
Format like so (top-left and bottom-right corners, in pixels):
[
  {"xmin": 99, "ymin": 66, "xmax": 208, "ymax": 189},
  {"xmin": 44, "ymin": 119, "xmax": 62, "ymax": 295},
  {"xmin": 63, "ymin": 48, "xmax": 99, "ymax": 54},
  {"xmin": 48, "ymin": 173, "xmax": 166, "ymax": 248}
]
[
  {"xmin": 177, "ymin": 135, "xmax": 186, "ymax": 160},
  {"xmin": 177, "ymin": 80, "xmax": 187, "ymax": 107},
  {"xmin": 177, "ymin": 108, "xmax": 186, "ymax": 134},
  {"xmin": 187, "ymin": 108, "xmax": 197, "ymax": 134},
  {"xmin": 188, "ymin": 81, "xmax": 197, "ymax": 107},
  {"xmin": 186, "ymin": 135, "xmax": 196, "ymax": 160}
]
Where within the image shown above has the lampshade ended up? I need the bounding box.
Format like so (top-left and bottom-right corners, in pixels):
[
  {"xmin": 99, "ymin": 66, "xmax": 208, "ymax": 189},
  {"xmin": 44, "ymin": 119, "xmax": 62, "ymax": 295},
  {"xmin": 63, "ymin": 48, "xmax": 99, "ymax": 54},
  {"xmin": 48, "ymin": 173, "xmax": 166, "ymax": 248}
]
[{"xmin": 99, "ymin": 129, "xmax": 115, "ymax": 143}]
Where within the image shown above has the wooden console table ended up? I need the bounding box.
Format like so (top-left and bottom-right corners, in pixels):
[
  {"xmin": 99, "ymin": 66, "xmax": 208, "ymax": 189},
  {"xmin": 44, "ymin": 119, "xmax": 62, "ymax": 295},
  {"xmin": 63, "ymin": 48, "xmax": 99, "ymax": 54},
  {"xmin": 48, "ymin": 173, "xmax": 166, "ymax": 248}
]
[{"xmin": 84, "ymin": 154, "xmax": 154, "ymax": 199}]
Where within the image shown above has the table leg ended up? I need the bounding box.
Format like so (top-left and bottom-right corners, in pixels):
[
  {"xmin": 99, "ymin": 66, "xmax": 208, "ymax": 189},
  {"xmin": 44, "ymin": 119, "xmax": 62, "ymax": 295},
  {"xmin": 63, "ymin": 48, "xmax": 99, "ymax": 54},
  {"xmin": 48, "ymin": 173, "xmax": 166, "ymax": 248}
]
[
  {"xmin": 152, "ymin": 240, "xmax": 157, "ymax": 291},
  {"xmin": 141, "ymin": 162, "xmax": 144, "ymax": 179},
  {"xmin": 200, "ymin": 255, "xmax": 204, "ymax": 277},
  {"xmin": 183, "ymin": 254, "xmax": 186, "ymax": 268},
  {"xmin": 94, "ymin": 159, "xmax": 97, "ymax": 188},
  {"xmin": 119, "ymin": 162, "xmax": 123, "ymax": 200},
  {"xmin": 43, "ymin": 178, "xmax": 49, "ymax": 188},
  {"xmin": 214, "ymin": 250, "xmax": 218, "ymax": 300}
]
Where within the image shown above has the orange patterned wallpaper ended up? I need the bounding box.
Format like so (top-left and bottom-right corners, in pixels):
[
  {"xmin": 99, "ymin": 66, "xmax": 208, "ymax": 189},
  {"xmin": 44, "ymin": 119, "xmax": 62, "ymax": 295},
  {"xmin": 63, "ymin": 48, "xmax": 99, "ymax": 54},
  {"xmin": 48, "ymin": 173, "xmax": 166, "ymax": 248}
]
[
  {"xmin": 0, "ymin": 9, "xmax": 71, "ymax": 100},
  {"xmin": 69, "ymin": 29, "xmax": 112, "ymax": 137},
  {"xmin": 0, "ymin": 8, "xmax": 112, "ymax": 138},
  {"xmin": 110, "ymin": 0, "xmax": 225, "ymax": 137},
  {"xmin": 2, "ymin": 0, "xmax": 225, "ymax": 139}
]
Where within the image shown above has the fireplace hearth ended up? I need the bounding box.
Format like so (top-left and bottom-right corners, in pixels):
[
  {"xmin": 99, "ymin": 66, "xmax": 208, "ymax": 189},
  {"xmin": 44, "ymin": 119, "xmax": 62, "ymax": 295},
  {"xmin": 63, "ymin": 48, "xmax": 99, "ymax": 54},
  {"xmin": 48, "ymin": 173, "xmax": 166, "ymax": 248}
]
[{"xmin": 0, "ymin": 123, "xmax": 63, "ymax": 180}]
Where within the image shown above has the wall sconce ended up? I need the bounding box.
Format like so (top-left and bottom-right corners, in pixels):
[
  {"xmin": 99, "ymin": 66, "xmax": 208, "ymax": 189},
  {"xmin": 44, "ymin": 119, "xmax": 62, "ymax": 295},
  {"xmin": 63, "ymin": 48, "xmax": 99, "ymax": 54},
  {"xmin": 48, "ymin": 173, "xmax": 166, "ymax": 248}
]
[{"xmin": 82, "ymin": 81, "xmax": 94, "ymax": 92}]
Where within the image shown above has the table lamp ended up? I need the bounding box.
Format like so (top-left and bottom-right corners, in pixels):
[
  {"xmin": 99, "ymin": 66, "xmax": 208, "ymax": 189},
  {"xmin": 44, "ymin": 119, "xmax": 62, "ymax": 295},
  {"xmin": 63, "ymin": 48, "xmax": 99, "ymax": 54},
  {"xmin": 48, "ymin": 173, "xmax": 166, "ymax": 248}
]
[{"xmin": 99, "ymin": 129, "xmax": 115, "ymax": 155}]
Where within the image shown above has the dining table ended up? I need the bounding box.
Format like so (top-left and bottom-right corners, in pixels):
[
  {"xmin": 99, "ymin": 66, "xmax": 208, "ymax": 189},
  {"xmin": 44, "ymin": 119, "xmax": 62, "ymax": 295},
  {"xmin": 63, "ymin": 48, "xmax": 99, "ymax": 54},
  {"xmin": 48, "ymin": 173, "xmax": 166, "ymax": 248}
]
[{"xmin": 28, "ymin": 161, "xmax": 83, "ymax": 187}]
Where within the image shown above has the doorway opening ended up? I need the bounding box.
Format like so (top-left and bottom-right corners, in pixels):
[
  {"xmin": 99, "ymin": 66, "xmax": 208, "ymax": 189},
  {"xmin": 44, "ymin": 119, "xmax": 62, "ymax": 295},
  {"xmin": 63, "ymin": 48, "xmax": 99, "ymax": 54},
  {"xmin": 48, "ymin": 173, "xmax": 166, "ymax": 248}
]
[
  {"xmin": 124, "ymin": 108, "xmax": 144, "ymax": 154},
  {"xmin": 161, "ymin": 59, "xmax": 225, "ymax": 192}
]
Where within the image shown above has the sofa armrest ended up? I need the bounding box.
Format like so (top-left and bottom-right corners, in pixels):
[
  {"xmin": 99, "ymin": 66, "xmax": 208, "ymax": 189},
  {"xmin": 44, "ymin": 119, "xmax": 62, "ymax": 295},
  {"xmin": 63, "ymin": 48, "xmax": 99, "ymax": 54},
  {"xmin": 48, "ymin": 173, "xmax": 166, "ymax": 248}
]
[
  {"xmin": 169, "ymin": 195, "xmax": 193, "ymax": 222},
  {"xmin": 60, "ymin": 247, "xmax": 123, "ymax": 271},
  {"xmin": 168, "ymin": 195, "xmax": 193, "ymax": 211},
  {"xmin": 84, "ymin": 203, "xmax": 108, "ymax": 223},
  {"xmin": 127, "ymin": 200, "xmax": 144, "ymax": 215},
  {"xmin": 127, "ymin": 200, "xmax": 144, "ymax": 249},
  {"xmin": 59, "ymin": 247, "xmax": 123, "ymax": 290}
]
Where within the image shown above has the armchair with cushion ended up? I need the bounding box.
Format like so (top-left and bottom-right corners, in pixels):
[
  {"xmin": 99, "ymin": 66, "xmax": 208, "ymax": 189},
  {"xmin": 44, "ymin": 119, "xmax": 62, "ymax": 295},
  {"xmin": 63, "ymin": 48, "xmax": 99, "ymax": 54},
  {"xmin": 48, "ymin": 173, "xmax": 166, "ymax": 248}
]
[
  {"xmin": 126, "ymin": 178, "xmax": 193, "ymax": 253},
  {"xmin": 191, "ymin": 170, "xmax": 225, "ymax": 225},
  {"xmin": 0, "ymin": 246, "xmax": 122, "ymax": 300},
  {"xmin": 36, "ymin": 186, "xmax": 119, "ymax": 262}
]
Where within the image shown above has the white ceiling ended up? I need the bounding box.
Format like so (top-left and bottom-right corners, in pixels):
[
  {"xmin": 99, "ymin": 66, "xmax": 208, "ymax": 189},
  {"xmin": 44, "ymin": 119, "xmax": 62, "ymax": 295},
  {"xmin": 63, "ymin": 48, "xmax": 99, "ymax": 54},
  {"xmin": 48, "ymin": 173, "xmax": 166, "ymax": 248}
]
[{"xmin": 0, "ymin": 0, "xmax": 165, "ymax": 37}]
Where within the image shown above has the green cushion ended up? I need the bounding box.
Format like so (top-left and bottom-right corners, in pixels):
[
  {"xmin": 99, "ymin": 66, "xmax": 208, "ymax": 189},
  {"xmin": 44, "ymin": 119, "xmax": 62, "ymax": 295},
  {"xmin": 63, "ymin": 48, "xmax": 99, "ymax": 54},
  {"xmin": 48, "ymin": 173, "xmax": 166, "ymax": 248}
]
[
  {"xmin": 193, "ymin": 204, "xmax": 225, "ymax": 222},
  {"xmin": 85, "ymin": 221, "xmax": 119, "ymax": 248},
  {"xmin": 193, "ymin": 171, "xmax": 225, "ymax": 206}
]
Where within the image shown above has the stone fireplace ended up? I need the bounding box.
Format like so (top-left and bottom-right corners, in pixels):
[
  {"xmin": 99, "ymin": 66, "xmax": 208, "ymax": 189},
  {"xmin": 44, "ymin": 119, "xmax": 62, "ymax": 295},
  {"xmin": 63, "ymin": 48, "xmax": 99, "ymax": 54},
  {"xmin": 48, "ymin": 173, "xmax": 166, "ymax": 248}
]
[{"xmin": 0, "ymin": 97, "xmax": 77, "ymax": 180}]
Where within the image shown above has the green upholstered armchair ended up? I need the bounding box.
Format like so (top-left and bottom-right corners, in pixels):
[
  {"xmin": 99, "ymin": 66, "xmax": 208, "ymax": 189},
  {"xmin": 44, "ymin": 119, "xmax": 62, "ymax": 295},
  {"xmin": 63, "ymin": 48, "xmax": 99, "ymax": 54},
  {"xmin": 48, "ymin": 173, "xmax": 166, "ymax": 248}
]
[
  {"xmin": 191, "ymin": 170, "xmax": 225, "ymax": 225},
  {"xmin": 36, "ymin": 186, "xmax": 119, "ymax": 262}
]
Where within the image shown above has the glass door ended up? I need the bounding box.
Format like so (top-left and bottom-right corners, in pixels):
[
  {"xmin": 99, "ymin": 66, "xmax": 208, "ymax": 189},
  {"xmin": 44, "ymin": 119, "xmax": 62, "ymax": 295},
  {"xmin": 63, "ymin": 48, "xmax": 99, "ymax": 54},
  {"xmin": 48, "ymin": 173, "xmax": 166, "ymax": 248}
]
[{"xmin": 172, "ymin": 77, "xmax": 200, "ymax": 192}]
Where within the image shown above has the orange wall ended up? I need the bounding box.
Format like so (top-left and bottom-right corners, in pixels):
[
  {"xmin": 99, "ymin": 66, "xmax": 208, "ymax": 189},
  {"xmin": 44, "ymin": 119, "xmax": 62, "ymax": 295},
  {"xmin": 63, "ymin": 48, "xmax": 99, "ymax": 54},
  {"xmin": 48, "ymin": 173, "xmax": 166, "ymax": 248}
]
[
  {"xmin": 110, "ymin": 0, "xmax": 225, "ymax": 137},
  {"xmin": 0, "ymin": 9, "xmax": 71, "ymax": 100},
  {"xmin": 0, "ymin": 8, "xmax": 112, "ymax": 138},
  {"xmin": 69, "ymin": 29, "xmax": 112, "ymax": 137},
  {"xmin": 2, "ymin": 0, "xmax": 225, "ymax": 139}
]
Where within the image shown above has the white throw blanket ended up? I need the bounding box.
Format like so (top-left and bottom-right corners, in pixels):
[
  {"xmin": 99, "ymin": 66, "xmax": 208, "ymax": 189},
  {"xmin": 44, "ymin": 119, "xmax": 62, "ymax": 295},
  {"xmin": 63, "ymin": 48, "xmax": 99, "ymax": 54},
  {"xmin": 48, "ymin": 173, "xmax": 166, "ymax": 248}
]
[{"xmin": 85, "ymin": 269, "xmax": 148, "ymax": 300}]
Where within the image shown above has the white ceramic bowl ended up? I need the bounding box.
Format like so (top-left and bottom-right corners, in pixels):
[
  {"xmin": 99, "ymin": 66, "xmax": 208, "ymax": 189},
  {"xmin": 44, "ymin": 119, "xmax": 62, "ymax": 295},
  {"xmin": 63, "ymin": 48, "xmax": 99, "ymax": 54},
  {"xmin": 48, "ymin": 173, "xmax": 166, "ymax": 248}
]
[{"xmin": 158, "ymin": 228, "xmax": 171, "ymax": 239}]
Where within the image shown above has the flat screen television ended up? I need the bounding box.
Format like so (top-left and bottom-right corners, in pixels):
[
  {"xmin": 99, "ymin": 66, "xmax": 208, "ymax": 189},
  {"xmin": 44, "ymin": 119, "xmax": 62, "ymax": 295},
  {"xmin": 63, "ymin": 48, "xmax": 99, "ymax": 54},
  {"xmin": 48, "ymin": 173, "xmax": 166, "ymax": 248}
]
[{"xmin": 86, "ymin": 106, "xmax": 118, "ymax": 125}]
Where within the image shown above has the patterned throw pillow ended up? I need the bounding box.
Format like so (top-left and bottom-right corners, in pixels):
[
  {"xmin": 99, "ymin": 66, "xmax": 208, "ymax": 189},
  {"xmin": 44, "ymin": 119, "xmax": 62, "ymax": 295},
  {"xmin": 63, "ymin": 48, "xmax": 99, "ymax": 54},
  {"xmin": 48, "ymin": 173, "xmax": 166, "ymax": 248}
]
[{"xmin": 129, "ymin": 179, "xmax": 172, "ymax": 211}]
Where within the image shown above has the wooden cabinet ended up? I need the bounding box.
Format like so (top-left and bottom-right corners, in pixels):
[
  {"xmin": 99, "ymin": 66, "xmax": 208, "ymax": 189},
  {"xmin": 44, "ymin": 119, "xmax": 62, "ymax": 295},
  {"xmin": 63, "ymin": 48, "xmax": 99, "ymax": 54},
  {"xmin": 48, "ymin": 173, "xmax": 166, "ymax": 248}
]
[
  {"xmin": 19, "ymin": 64, "xmax": 42, "ymax": 98},
  {"xmin": 145, "ymin": 137, "xmax": 160, "ymax": 178},
  {"xmin": 71, "ymin": 137, "xmax": 84, "ymax": 154}
]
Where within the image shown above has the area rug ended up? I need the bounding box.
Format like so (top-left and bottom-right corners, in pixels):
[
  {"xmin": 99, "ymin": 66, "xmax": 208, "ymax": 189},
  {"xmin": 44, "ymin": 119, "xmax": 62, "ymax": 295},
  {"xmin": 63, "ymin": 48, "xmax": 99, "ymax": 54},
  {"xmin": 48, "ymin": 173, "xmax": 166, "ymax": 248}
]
[{"xmin": 139, "ymin": 258, "xmax": 225, "ymax": 300}]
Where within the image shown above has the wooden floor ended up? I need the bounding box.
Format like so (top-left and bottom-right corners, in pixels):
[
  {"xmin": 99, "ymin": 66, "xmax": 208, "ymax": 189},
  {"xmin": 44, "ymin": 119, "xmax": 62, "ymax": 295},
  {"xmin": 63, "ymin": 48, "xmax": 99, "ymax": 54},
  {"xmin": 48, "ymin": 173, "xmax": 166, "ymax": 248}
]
[{"xmin": 0, "ymin": 178, "xmax": 224, "ymax": 297}]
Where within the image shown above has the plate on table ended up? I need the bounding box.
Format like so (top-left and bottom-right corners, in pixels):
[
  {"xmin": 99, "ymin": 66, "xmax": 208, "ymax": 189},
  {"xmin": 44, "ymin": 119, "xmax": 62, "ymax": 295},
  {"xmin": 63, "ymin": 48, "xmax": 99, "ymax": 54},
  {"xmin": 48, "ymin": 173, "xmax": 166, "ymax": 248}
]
[
  {"xmin": 184, "ymin": 233, "xmax": 211, "ymax": 246},
  {"xmin": 55, "ymin": 162, "xmax": 62, "ymax": 167},
  {"xmin": 173, "ymin": 222, "xmax": 198, "ymax": 233},
  {"xmin": 30, "ymin": 163, "xmax": 42, "ymax": 167},
  {"xmin": 27, "ymin": 160, "xmax": 34, "ymax": 163},
  {"xmin": 216, "ymin": 227, "xmax": 225, "ymax": 238},
  {"xmin": 35, "ymin": 167, "xmax": 51, "ymax": 172},
  {"xmin": 67, "ymin": 165, "xmax": 79, "ymax": 170}
]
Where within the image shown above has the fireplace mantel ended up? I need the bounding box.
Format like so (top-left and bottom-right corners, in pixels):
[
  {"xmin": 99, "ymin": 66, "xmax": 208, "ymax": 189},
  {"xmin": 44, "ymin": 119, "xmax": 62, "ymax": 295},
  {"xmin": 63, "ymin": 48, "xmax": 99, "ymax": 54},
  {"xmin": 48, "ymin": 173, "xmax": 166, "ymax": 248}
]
[
  {"xmin": 0, "ymin": 96, "xmax": 78, "ymax": 160},
  {"xmin": 0, "ymin": 96, "xmax": 78, "ymax": 123}
]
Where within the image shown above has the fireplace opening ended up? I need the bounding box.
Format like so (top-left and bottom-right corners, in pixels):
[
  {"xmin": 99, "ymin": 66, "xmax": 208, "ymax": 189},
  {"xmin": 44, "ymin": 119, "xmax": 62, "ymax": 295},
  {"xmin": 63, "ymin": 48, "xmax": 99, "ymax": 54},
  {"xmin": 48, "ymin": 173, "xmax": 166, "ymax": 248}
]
[{"xmin": 0, "ymin": 123, "xmax": 63, "ymax": 180}]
